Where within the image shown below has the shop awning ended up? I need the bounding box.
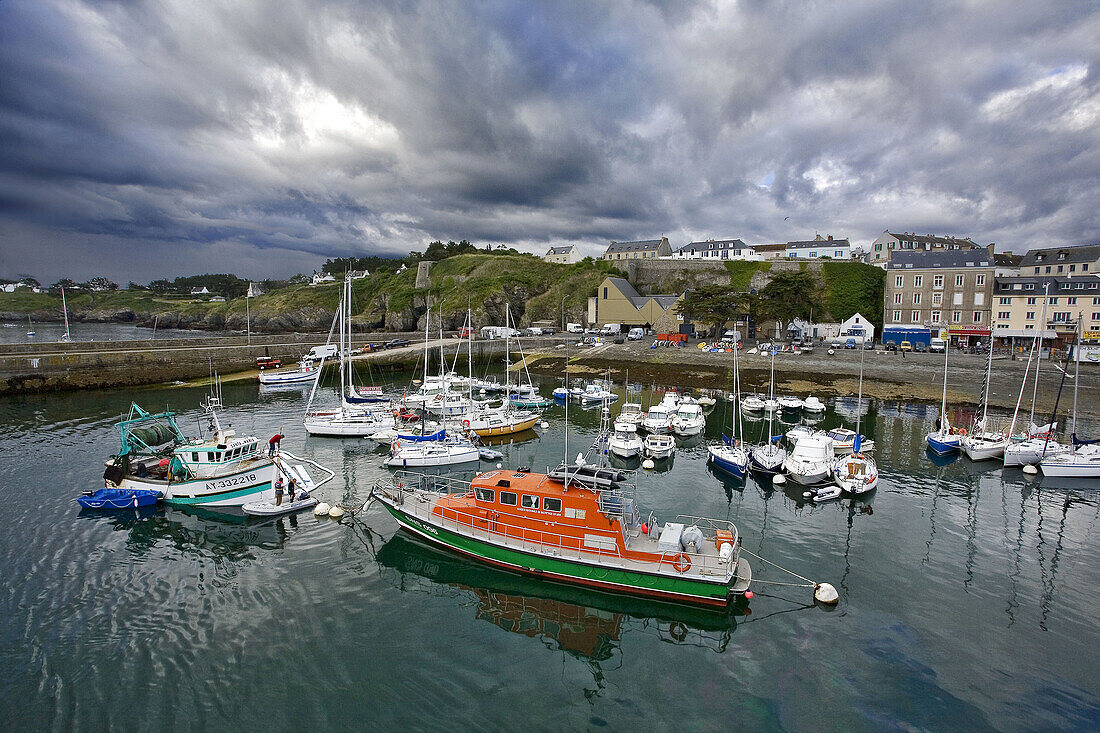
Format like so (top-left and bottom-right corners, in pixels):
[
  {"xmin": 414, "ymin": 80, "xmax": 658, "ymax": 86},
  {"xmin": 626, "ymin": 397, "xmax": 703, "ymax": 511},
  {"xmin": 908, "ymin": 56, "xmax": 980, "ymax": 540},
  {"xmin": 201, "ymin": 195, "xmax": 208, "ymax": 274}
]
[
  {"xmin": 948, "ymin": 327, "xmax": 991, "ymax": 336},
  {"xmin": 994, "ymin": 328, "xmax": 1058, "ymax": 338}
]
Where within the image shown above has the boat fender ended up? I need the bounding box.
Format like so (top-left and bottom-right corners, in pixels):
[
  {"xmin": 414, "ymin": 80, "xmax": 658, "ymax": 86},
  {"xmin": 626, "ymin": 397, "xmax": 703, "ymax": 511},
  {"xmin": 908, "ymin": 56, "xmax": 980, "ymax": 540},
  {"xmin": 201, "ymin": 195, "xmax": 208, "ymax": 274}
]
[
  {"xmin": 773, "ymin": 474, "xmax": 786, "ymax": 485},
  {"xmin": 642, "ymin": 458, "xmax": 655, "ymax": 469},
  {"xmin": 959, "ymin": 428, "xmax": 967, "ymax": 436},
  {"xmin": 669, "ymin": 622, "xmax": 687, "ymax": 642},
  {"xmin": 328, "ymin": 505, "xmax": 345, "ymax": 519},
  {"xmin": 814, "ymin": 582, "xmax": 839, "ymax": 605},
  {"xmin": 1022, "ymin": 464, "xmax": 1038, "ymax": 475},
  {"xmin": 641, "ymin": 522, "xmax": 649, "ymax": 534},
  {"xmin": 314, "ymin": 502, "xmax": 331, "ymax": 516},
  {"xmin": 671, "ymin": 553, "xmax": 691, "ymax": 573},
  {"xmin": 719, "ymin": 542, "xmax": 734, "ymax": 563}
]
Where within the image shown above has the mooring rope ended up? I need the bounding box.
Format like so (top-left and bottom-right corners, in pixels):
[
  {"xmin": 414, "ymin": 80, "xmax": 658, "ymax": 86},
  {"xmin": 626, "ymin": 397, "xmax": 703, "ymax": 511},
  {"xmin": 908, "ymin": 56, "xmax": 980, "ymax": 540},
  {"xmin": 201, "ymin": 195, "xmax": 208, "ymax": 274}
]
[{"xmin": 739, "ymin": 547, "xmax": 816, "ymax": 587}]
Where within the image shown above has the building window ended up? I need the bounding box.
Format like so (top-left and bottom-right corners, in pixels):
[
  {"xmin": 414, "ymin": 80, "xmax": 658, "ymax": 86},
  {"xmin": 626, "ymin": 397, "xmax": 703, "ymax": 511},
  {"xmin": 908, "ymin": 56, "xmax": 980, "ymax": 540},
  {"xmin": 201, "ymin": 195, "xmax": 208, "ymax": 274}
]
[
  {"xmin": 603, "ymin": 287, "xmax": 607, "ymax": 299},
  {"xmin": 931, "ymin": 310, "xmax": 941, "ymax": 322},
  {"xmin": 1092, "ymin": 312, "xmax": 1100, "ymax": 321},
  {"xmin": 893, "ymin": 310, "xmax": 902, "ymax": 322},
  {"xmin": 934, "ymin": 275, "xmax": 944, "ymax": 289},
  {"xmin": 955, "ymin": 274, "xmax": 965, "ymax": 287},
  {"xmin": 974, "ymin": 293, "xmax": 985, "ymax": 306},
  {"xmin": 976, "ymin": 274, "xmax": 985, "ymax": 286},
  {"xmin": 1027, "ymin": 297, "xmax": 1037, "ymax": 305},
  {"xmin": 894, "ymin": 293, "xmax": 903, "ymax": 304},
  {"xmin": 1070, "ymin": 265, "xmax": 1076, "ymax": 272},
  {"xmin": 1045, "ymin": 266, "xmax": 1051, "ymax": 273},
  {"xmin": 1057, "ymin": 265, "xmax": 1063, "ymax": 273},
  {"xmin": 952, "ymin": 311, "xmax": 962, "ymax": 323},
  {"xmin": 913, "ymin": 293, "xmax": 921, "ymax": 304},
  {"xmin": 1026, "ymin": 311, "xmax": 1035, "ymax": 320},
  {"xmin": 1052, "ymin": 312, "xmax": 1070, "ymax": 322},
  {"xmin": 998, "ymin": 311, "xmax": 1010, "ymax": 319},
  {"xmin": 999, "ymin": 297, "xmax": 1010, "ymax": 305},
  {"xmin": 914, "ymin": 275, "xmax": 923, "ymax": 287},
  {"xmin": 953, "ymin": 293, "xmax": 963, "ymax": 305},
  {"xmin": 895, "ymin": 275, "xmax": 903, "ymax": 287},
  {"xmin": 1084, "ymin": 264, "xmax": 1090, "ymax": 271},
  {"xmin": 1068, "ymin": 297, "xmax": 1077, "ymax": 305},
  {"xmin": 911, "ymin": 310, "xmax": 921, "ymax": 323},
  {"xmin": 1094, "ymin": 298, "xmax": 1100, "ymax": 305},
  {"xmin": 1025, "ymin": 324, "xmax": 1034, "ymax": 330},
  {"xmin": 835, "ymin": 250, "xmax": 842, "ymax": 257},
  {"xmin": 1034, "ymin": 267, "xmax": 1040, "ymax": 274},
  {"xmin": 974, "ymin": 311, "xmax": 983, "ymax": 323},
  {"xmin": 931, "ymin": 292, "xmax": 942, "ymax": 305},
  {"xmin": 1050, "ymin": 298, "xmax": 1058, "ymax": 305}
]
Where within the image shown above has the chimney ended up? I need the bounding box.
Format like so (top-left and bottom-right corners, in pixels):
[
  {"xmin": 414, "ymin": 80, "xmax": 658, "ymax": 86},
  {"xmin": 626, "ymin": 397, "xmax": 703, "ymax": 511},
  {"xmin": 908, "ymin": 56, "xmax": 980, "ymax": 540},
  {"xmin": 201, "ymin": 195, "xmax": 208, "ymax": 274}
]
[{"xmin": 827, "ymin": 235, "xmax": 833, "ymax": 241}]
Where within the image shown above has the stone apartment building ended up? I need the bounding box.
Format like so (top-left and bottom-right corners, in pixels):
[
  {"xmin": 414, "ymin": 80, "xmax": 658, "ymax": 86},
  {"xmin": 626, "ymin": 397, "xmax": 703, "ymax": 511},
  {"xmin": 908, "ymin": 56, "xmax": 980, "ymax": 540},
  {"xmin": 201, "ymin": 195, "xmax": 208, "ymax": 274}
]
[
  {"xmin": 1019, "ymin": 244, "xmax": 1100, "ymax": 278},
  {"xmin": 884, "ymin": 250, "xmax": 995, "ymax": 344},
  {"xmin": 992, "ymin": 274, "xmax": 1100, "ymax": 348},
  {"xmin": 867, "ymin": 230, "xmax": 987, "ymax": 269},
  {"xmin": 601, "ymin": 237, "xmax": 673, "ymax": 261}
]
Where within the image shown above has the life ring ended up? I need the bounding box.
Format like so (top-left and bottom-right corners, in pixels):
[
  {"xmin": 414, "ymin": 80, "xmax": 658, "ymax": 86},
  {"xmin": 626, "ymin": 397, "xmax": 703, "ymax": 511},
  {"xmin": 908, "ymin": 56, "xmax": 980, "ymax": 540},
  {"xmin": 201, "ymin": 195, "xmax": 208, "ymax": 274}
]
[
  {"xmin": 959, "ymin": 428, "xmax": 967, "ymax": 436},
  {"xmin": 462, "ymin": 419, "xmax": 471, "ymax": 429},
  {"xmin": 669, "ymin": 622, "xmax": 688, "ymax": 642},
  {"xmin": 672, "ymin": 553, "xmax": 691, "ymax": 573},
  {"xmin": 394, "ymin": 440, "xmax": 402, "ymax": 451},
  {"xmin": 392, "ymin": 409, "xmax": 399, "ymax": 416}
]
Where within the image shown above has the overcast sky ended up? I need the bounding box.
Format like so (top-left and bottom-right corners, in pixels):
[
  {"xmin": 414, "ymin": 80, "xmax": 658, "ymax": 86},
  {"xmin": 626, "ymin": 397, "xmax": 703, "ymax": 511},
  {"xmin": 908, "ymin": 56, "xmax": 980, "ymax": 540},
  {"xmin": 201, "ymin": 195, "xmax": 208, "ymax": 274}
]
[{"xmin": 1, "ymin": 0, "xmax": 1098, "ymax": 283}]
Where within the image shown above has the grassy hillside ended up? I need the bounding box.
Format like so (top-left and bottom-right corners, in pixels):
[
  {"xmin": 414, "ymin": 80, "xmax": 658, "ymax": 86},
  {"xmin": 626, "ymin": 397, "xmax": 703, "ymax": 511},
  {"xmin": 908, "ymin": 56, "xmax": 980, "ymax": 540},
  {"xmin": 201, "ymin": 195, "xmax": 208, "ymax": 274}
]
[
  {"xmin": 724, "ymin": 261, "xmax": 771, "ymax": 289},
  {"xmin": 819, "ymin": 261, "xmax": 885, "ymax": 329}
]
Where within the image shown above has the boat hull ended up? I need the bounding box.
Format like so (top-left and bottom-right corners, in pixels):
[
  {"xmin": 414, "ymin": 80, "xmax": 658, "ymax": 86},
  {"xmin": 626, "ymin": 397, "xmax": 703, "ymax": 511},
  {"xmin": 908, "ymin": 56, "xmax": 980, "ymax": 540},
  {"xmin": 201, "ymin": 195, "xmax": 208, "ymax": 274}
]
[
  {"xmin": 258, "ymin": 369, "xmax": 319, "ymax": 384},
  {"xmin": 470, "ymin": 415, "xmax": 540, "ymax": 438},
  {"xmin": 708, "ymin": 446, "xmax": 747, "ymax": 478},
  {"xmin": 960, "ymin": 435, "xmax": 1007, "ymax": 461},
  {"xmin": 376, "ymin": 497, "xmax": 749, "ymax": 607},
  {"xmin": 121, "ymin": 463, "xmax": 277, "ymax": 507},
  {"xmin": 1002, "ymin": 439, "xmax": 1070, "ymax": 467},
  {"xmin": 925, "ymin": 432, "xmax": 960, "ymax": 455}
]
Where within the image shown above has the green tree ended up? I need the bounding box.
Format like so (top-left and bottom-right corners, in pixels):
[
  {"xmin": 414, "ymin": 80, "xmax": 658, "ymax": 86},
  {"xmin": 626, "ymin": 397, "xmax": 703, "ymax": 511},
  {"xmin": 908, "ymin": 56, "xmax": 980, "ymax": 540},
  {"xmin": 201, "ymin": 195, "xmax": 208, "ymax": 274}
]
[
  {"xmin": 676, "ymin": 284, "xmax": 752, "ymax": 337},
  {"xmin": 757, "ymin": 270, "xmax": 820, "ymax": 334}
]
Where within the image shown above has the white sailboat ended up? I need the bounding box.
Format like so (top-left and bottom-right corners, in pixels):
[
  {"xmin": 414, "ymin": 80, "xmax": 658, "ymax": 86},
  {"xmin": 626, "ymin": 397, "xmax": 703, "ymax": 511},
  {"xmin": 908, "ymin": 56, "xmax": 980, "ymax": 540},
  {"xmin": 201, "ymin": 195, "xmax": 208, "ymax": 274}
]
[
  {"xmin": 708, "ymin": 330, "xmax": 748, "ymax": 477},
  {"xmin": 832, "ymin": 340, "xmax": 878, "ymax": 495},
  {"xmin": 58, "ymin": 286, "xmax": 72, "ymax": 343},
  {"xmin": 960, "ymin": 334, "xmax": 1008, "ymax": 461},
  {"xmin": 925, "ymin": 323, "xmax": 960, "ymax": 454},
  {"xmin": 750, "ymin": 344, "xmax": 786, "ymax": 474},
  {"xmin": 1041, "ymin": 321, "xmax": 1100, "ymax": 479},
  {"xmin": 304, "ymin": 276, "xmax": 395, "ymax": 438}
]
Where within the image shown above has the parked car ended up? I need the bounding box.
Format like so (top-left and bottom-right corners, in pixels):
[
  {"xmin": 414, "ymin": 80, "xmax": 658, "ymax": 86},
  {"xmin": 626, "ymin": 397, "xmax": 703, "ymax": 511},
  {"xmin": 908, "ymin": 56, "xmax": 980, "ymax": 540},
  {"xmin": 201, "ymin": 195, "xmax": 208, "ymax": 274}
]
[
  {"xmin": 863, "ymin": 340, "xmax": 875, "ymax": 350},
  {"xmin": 844, "ymin": 338, "xmax": 857, "ymax": 349},
  {"xmin": 899, "ymin": 340, "xmax": 913, "ymax": 352},
  {"xmin": 385, "ymin": 338, "xmax": 411, "ymax": 349},
  {"xmin": 255, "ymin": 356, "xmax": 281, "ymax": 369},
  {"xmin": 914, "ymin": 341, "xmax": 928, "ymax": 353},
  {"xmin": 830, "ymin": 340, "xmax": 842, "ymax": 349},
  {"xmin": 884, "ymin": 341, "xmax": 898, "ymax": 352}
]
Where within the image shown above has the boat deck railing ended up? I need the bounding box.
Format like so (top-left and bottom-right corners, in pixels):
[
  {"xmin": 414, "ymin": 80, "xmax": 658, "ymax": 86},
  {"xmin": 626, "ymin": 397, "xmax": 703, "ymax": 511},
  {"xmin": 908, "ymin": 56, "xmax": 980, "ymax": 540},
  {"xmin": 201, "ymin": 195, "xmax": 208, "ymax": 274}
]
[{"xmin": 374, "ymin": 477, "xmax": 741, "ymax": 583}]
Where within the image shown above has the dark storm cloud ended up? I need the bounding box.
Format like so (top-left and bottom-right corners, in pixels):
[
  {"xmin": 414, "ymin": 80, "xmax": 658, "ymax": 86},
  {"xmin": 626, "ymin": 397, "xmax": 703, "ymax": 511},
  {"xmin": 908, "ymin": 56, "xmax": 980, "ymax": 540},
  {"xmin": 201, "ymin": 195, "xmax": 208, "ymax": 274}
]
[{"xmin": 0, "ymin": 0, "xmax": 1097, "ymax": 282}]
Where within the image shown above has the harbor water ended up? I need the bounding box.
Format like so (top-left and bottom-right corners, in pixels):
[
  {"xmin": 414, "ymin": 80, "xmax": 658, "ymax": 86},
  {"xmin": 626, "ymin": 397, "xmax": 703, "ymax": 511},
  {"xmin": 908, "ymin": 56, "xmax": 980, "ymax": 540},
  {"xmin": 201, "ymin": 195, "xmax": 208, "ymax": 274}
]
[{"xmin": 0, "ymin": 376, "xmax": 1098, "ymax": 731}]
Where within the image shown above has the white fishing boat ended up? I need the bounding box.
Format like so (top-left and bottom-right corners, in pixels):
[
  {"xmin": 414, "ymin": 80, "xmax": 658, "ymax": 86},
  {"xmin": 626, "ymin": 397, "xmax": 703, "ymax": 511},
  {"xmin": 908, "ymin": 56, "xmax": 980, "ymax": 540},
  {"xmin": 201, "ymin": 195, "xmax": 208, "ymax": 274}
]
[
  {"xmin": 786, "ymin": 424, "xmax": 815, "ymax": 445},
  {"xmin": 783, "ymin": 434, "xmax": 835, "ymax": 485},
  {"xmin": 579, "ymin": 382, "xmax": 618, "ymax": 405},
  {"xmin": 384, "ymin": 436, "xmax": 480, "ymax": 468},
  {"xmin": 641, "ymin": 402, "xmax": 676, "ymax": 434},
  {"xmin": 741, "ymin": 394, "xmax": 766, "ymax": 412},
  {"xmin": 832, "ymin": 343, "xmax": 878, "ymax": 495},
  {"xmin": 777, "ymin": 396, "xmax": 803, "ymax": 412},
  {"xmin": 671, "ymin": 399, "xmax": 706, "ymax": 437},
  {"xmin": 960, "ymin": 338, "xmax": 1007, "ymax": 461},
  {"xmin": 827, "ymin": 427, "xmax": 875, "ymax": 456},
  {"xmin": 259, "ymin": 359, "xmax": 321, "ymax": 385},
  {"xmin": 803, "ymin": 396, "xmax": 826, "ymax": 413},
  {"xmin": 642, "ymin": 433, "xmax": 676, "ymax": 460},
  {"xmin": 608, "ymin": 421, "xmax": 643, "ymax": 458},
  {"xmin": 617, "ymin": 402, "xmax": 645, "ymax": 427},
  {"xmin": 103, "ymin": 389, "xmax": 333, "ymax": 507}
]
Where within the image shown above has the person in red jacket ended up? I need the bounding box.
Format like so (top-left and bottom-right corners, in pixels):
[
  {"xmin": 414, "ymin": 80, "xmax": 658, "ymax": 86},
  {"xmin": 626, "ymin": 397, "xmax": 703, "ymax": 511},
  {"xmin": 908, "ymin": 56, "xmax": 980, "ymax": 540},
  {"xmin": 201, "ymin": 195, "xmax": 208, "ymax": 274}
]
[{"xmin": 268, "ymin": 433, "xmax": 284, "ymax": 457}]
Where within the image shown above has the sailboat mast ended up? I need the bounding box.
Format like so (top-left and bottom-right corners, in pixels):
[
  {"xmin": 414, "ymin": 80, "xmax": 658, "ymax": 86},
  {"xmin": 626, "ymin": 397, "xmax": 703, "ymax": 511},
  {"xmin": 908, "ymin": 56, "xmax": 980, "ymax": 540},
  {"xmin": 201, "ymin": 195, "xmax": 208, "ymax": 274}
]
[
  {"xmin": 855, "ymin": 333, "xmax": 865, "ymax": 438},
  {"xmin": 733, "ymin": 332, "xmax": 741, "ymax": 443},
  {"xmin": 939, "ymin": 325, "xmax": 949, "ymax": 432},
  {"xmin": 505, "ymin": 303, "xmax": 511, "ymax": 401},
  {"xmin": 980, "ymin": 329, "xmax": 994, "ymax": 431},
  {"xmin": 1028, "ymin": 282, "xmax": 1051, "ymax": 428},
  {"xmin": 61, "ymin": 286, "xmax": 70, "ymax": 339},
  {"xmin": 338, "ymin": 278, "xmax": 347, "ymax": 410},
  {"xmin": 467, "ymin": 302, "xmax": 473, "ymax": 407},
  {"xmin": 1070, "ymin": 318, "xmax": 1081, "ymax": 439},
  {"xmin": 767, "ymin": 346, "xmax": 776, "ymax": 440}
]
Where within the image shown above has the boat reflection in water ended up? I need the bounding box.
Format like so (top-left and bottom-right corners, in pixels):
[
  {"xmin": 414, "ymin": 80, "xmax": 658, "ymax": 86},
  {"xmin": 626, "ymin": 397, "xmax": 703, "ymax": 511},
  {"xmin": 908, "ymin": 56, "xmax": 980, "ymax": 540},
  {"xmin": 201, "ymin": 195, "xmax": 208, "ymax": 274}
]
[{"xmin": 376, "ymin": 532, "xmax": 747, "ymax": 663}]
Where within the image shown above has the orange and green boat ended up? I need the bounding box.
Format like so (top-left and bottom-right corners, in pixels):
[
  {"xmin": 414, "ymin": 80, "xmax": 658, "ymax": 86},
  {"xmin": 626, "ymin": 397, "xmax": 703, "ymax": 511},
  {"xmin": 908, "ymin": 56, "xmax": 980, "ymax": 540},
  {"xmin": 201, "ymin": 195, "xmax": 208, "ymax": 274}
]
[{"xmin": 370, "ymin": 467, "xmax": 752, "ymax": 607}]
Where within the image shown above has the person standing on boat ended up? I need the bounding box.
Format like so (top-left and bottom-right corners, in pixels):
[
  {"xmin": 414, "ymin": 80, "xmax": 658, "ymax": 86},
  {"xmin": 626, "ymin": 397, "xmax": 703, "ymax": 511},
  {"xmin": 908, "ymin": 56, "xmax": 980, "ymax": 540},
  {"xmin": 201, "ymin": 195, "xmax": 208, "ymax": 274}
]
[
  {"xmin": 274, "ymin": 476, "xmax": 284, "ymax": 506},
  {"xmin": 287, "ymin": 477, "xmax": 297, "ymax": 503},
  {"xmin": 268, "ymin": 433, "xmax": 284, "ymax": 457}
]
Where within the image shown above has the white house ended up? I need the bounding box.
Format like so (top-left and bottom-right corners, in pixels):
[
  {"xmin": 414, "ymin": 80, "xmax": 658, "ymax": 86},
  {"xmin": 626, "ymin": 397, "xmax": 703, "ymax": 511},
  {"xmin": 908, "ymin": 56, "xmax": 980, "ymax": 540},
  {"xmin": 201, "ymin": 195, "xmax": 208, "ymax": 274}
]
[
  {"xmin": 311, "ymin": 273, "xmax": 336, "ymax": 285},
  {"xmin": 348, "ymin": 270, "xmax": 370, "ymax": 280},
  {"xmin": 838, "ymin": 313, "xmax": 875, "ymax": 343},
  {"xmin": 1, "ymin": 284, "xmax": 17, "ymax": 293},
  {"xmin": 673, "ymin": 239, "xmax": 762, "ymax": 261},
  {"xmin": 544, "ymin": 245, "xmax": 580, "ymax": 264},
  {"xmin": 786, "ymin": 318, "xmax": 841, "ymax": 340},
  {"xmin": 785, "ymin": 236, "xmax": 851, "ymax": 260},
  {"xmin": 397, "ymin": 263, "xmax": 408, "ymax": 274},
  {"xmin": 210, "ymin": 295, "xmax": 226, "ymax": 302},
  {"xmin": 190, "ymin": 286, "xmax": 210, "ymax": 295},
  {"xmin": 246, "ymin": 282, "xmax": 264, "ymax": 298}
]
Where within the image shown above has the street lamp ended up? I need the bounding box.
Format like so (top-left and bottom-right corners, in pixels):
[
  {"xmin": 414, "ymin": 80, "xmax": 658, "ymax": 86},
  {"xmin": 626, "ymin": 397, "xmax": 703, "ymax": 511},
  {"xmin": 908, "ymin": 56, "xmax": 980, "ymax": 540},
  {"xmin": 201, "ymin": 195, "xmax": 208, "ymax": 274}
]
[{"xmin": 561, "ymin": 296, "xmax": 567, "ymax": 334}]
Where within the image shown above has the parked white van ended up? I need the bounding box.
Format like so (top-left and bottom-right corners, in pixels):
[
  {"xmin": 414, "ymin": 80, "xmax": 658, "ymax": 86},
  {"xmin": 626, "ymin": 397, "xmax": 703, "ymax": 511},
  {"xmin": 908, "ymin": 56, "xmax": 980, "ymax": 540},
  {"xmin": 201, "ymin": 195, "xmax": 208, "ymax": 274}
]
[
  {"xmin": 566, "ymin": 323, "xmax": 584, "ymax": 334},
  {"xmin": 627, "ymin": 328, "xmax": 645, "ymax": 340},
  {"xmin": 306, "ymin": 344, "xmax": 339, "ymax": 361},
  {"xmin": 929, "ymin": 337, "xmax": 946, "ymax": 353}
]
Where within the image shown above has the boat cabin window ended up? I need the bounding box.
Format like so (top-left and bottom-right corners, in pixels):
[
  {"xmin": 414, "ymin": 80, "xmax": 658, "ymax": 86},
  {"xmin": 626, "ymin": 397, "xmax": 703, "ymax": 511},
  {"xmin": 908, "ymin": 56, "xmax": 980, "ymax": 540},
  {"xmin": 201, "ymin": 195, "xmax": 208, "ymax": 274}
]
[
  {"xmin": 543, "ymin": 498, "xmax": 562, "ymax": 513},
  {"xmin": 521, "ymin": 495, "xmax": 540, "ymax": 510},
  {"xmin": 191, "ymin": 452, "xmax": 199, "ymax": 462},
  {"xmin": 474, "ymin": 488, "xmax": 495, "ymax": 502},
  {"xmin": 500, "ymin": 492, "xmax": 517, "ymax": 506}
]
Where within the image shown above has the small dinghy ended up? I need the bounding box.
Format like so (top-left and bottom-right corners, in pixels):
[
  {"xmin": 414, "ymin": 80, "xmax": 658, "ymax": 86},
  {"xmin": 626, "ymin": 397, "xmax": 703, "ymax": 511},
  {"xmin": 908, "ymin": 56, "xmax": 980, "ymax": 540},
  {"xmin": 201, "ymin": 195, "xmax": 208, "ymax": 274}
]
[
  {"xmin": 242, "ymin": 493, "xmax": 319, "ymax": 516},
  {"xmin": 478, "ymin": 447, "xmax": 504, "ymax": 460},
  {"xmin": 803, "ymin": 485, "xmax": 842, "ymax": 503},
  {"xmin": 77, "ymin": 487, "xmax": 162, "ymax": 509}
]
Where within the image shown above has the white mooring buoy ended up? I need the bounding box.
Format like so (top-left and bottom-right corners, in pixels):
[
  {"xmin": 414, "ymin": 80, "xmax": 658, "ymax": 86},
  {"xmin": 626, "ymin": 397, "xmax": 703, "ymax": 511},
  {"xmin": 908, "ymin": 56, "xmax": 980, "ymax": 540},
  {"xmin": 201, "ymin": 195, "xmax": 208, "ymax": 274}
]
[
  {"xmin": 814, "ymin": 582, "xmax": 839, "ymax": 605},
  {"xmin": 314, "ymin": 502, "xmax": 331, "ymax": 516},
  {"xmin": 1022, "ymin": 464, "xmax": 1039, "ymax": 475},
  {"xmin": 642, "ymin": 458, "xmax": 655, "ymax": 469},
  {"xmin": 540, "ymin": 421, "xmax": 549, "ymax": 429},
  {"xmin": 773, "ymin": 474, "xmax": 786, "ymax": 485},
  {"xmin": 496, "ymin": 463, "xmax": 502, "ymax": 469},
  {"xmin": 328, "ymin": 505, "xmax": 345, "ymax": 519}
]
